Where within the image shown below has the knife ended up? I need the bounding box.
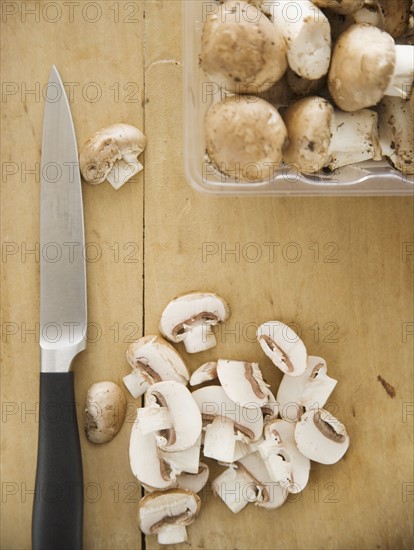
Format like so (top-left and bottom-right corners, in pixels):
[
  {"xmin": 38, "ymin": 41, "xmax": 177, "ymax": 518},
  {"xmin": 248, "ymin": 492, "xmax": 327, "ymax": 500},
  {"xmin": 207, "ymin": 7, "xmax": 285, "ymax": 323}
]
[{"xmin": 32, "ymin": 66, "xmax": 86, "ymax": 550}]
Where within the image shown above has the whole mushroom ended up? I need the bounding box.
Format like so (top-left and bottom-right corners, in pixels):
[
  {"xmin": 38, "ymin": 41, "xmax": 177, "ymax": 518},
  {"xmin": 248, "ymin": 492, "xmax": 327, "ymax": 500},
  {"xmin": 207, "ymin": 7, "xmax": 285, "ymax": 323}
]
[
  {"xmin": 85, "ymin": 381, "xmax": 127, "ymax": 444},
  {"xmin": 312, "ymin": 0, "xmax": 367, "ymax": 14}
]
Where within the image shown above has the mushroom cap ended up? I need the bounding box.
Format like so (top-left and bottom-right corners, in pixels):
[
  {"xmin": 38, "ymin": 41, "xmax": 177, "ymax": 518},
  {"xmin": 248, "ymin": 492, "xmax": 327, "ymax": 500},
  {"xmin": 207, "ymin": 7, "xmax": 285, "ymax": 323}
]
[
  {"xmin": 282, "ymin": 96, "xmax": 334, "ymax": 174},
  {"xmin": 85, "ymin": 381, "xmax": 127, "ymax": 444},
  {"xmin": 312, "ymin": 0, "xmax": 365, "ymax": 15},
  {"xmin": 192, "ymin": 385, "xmax": 264, "ymax": 442},
  {"xmin": 159, "ymin": 292, "xmax": 229, "ymax": 344},
  {"xmin": 126, "ymin": 335, "xmax": 189, "ymax": 385},
  {"xmin": 217, "ymin": 359, "xmax": 269, "ymax": 409},
  {"xmin": 145, "ymin": 381, "xmax": 202, "ymax": 452},
  {"xmin": 138, "ymin": 489, "xmax": 200, "ymax": 536},
  {"xmin": 205, "ymin": 96, "xmax": 288, "ymax": 182},
  {"xmin": 201, "ymin": 0, "xmax": 287, "ymax": 93},
  {"xmin": 328, "ymin": 24, "xmax": 396, "ymax": 111},
  {"xmin": 379, "ymin": 0, "xmax": 410, "ymax": 38},
  {"xmin": 257, "ymin": 321, "xmax": 308, "ymax": 376},
  {"xmin": 79, "ymin": 123, "xmax": 146, "ymax": 184},
  {"xmin": 294, "ymin": 408, "xmax": 350, "ymax": 464}
]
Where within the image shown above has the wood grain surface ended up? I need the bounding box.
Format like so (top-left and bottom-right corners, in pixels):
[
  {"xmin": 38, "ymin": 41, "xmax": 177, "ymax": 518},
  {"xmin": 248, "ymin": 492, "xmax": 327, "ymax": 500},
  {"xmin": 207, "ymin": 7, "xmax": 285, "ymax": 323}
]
[{"xmin": 1, "ymin": 1, "xmax": 413, "ymax": 549}]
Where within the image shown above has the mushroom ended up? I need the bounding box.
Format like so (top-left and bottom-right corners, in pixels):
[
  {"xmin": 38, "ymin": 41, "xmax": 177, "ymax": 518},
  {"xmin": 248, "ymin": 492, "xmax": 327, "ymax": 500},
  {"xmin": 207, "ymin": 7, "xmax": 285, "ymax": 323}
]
[
  {"xmin": 159, "ymin": 292, "xmax": 229, "ymax": 353},
  {"xmin": 212, "ymin": 452, "xmax": 287, "ymax": 513},
  {"xmin": 189, "ymin": 361, "xmax": 218, "ymax": 386},
  {"xmin": 161, "ymin": 436, "xmax": 202, "ymax": 475},
  {"xmin": 328, "ymin": 24, "xmax": 414, "ymax": 112},
  {"xmin": 192, "ymin": 386, "xmax": 263, "ymax": 462},
  {"xmin": 79, "ymin": 124, "xmax": 146, "ymax": 189},
  {"xmin": 312, "ymin": 0, "xmax": 367, "ymax": 14},
  {"xmin": 85, "ymin": 381, "xmax": 126, "ymax": 444},
  {"xmin": 257, "ymin": 321, "xmax": 307, "ymax": 377},
  {"xmin": 283, "ymin": 96, "xmax": 382, "ymax": 174},
  {"xmin": 261, "ymin": 389, "xmax": 279, "ymax": 420},
  {"xmin": 138, "ymin": 381, "xmax": 202, "ymax": 452},
  {"xmin": 205, "ymin": 96, "xmax": 288, "ymax": 183},
  {"xmin": 200, "ymin": 0, "xmax": 287, "ymax": 94},
  {"xmin": 378, "ymin": 95, "xmax": 414, "ymax": 175},
  {"xmin": 286, "ymin": 69, "xmax": 326, "ymax": 98},
  {"xmin": 217, "ymin": 359, "xmax": 270, "ymax": 409},
  {"xmin": 258, "ymin": 420, "xmax": 311, "ymax": 493},
  {"xmin": 294, "ymin": 408, "xmax": 350, "ymax": 464},
  {"xmin": 267, "ymin": 0, "xmax": 332, "ymax": 80},
  {"xmin": 366, "ymin": 0, "xmax": 411, "ymax": 38},
  {"xmin": 138, "ymin": 489, "xmax": 200, "ymax": 545},
  {"xmin": 277, "ymin": 356, "xmax": 337, "ymax": 422},
  {"xmin": 176, "ymin": 463, "xmax": 210, "ymax": 494},
  {"xmin": 123, "ymin": 335, "xmax": 189, "ymax": 398}
]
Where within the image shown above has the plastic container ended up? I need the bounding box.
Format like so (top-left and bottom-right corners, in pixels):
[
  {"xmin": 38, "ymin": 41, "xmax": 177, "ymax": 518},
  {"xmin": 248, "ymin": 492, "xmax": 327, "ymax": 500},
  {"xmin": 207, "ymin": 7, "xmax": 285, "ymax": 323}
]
[{"xmin": 182, "ymin": 0, "xmax": 414, "ymax": 196}]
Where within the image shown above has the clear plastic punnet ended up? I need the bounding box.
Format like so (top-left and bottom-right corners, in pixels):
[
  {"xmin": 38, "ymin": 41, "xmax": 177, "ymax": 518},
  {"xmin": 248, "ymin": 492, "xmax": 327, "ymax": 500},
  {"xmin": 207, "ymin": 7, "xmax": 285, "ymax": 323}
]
[{"xmin": 183, "ymin": 0, "xmax": 414, "ymax": 196}]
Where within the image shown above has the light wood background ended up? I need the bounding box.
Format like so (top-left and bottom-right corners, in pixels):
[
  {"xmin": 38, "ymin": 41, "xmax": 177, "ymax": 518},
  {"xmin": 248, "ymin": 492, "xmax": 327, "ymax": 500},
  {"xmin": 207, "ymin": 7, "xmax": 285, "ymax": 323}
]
[{"xmin": 1, "ymin": 1, "xmax": 413, "ymax": 549}]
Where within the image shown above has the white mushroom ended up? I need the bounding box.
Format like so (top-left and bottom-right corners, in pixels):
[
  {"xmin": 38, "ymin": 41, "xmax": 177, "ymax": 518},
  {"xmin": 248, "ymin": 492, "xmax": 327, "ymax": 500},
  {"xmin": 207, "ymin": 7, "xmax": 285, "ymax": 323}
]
[
  {"xmin": 277, "ymin": 356, "xmax": 337, "ymax": 422},
  {"xmin": 351, "ymin": 0, "xmax": 411, "ymax": 38},
  {"xmin": 328, "ymin": 24, "xmax": 414, "ymax": 112},
  {"xmin": 258, "ymin": 420, "xmax": 311, "ymax": 493},
  {"xmin": 283, "ymin": 96, "xmax": 382, "ymax": 174},
  {"xmin": 123, "ymin": 335, "xmax": 189, "ymax": 398},
  {"xmin": 79, "ymin": 123, "xmax": 146, "ymax": 189},
  {"xmin": 138, "ymin": 489, "xmax": 200, "ymax": 545},
  {"xmin": 159, "ymin": 292, "xmax": 229, "ymax": 353},
  {"xmin": 176, "ymin": 463, "xmax": 210, "ymax": 494},
  {"xmin": 192, "ymin": 386, "xmax": 263, "ymax": 462},
  {"xmin": 139, "ymin": 381, "xmax": 202, "ymax": 452},
  {"xmin": 312, "ymin": 0, "xmax": 366, "ymax": 14},
  {"xmin": 294, "ymin": 408, "xmax": 350, "ymax": 464},
  {"xmin": 190, "ymin": 361, "xmax": 218, "ymax": 386},
  {"xmin": 267, "ymin": 0, "xmax": 332, "ymax": 80},
  {"xmin": 85, "ymin": 381, "xmax": 127, "ymax": 444},
  {"xmin": 201, "ymin": 0, "xmax": 287, "ymax": 94},
  {"xmin": 217, "ymin": 359, "xmax": 270, "ymax": 409},
  {"xmin": 286, "ymin": 68, "xmax": 326, "ymax": 98},
  {"xmin": 257, "ymin": 321, "xmax": 307, "ymax": 376}
]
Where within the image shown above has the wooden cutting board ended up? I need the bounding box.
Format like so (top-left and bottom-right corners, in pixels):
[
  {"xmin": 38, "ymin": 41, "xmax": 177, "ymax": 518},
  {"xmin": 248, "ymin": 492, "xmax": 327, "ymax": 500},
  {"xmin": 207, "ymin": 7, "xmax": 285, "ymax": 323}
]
[{"xmin": 1, "ymin": 2, "xmax": 413, "ymax": 549}]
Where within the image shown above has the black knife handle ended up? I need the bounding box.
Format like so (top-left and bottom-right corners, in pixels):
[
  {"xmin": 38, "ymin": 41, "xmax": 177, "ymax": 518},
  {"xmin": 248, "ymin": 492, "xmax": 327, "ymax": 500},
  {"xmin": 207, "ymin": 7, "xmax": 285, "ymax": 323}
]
[{"xmin": 32, "ymin": 372, "xmax": 83, "ymax": 550}]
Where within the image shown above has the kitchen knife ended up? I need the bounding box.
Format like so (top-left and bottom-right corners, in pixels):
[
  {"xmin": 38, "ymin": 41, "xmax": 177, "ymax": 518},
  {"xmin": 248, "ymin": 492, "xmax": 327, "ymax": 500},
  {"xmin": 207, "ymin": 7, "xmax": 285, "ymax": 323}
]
[{"xmin": 32, "ymin": 66, "xmax": 86, "ymax": 550}]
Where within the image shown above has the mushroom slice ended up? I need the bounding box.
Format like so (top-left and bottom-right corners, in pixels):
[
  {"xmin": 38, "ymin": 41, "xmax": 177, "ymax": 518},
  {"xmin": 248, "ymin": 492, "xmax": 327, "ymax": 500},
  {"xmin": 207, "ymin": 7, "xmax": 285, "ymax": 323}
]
[
  {"xmin": 190, "ymin": 361, "xmax": 218, "ymax": 386},
  {"xmin": 160, "ymin": 436, "xmax": 202, "ymax": 475},
  {"xmin": 138, "ymin": 489, "xmax": 200, "ymax": 545},
  {"xmin": 257, "ymin": 321, "xmax": 307, "ymax": 377},
  {"xmin": 192, "ymin": 386, "xmax": 264, "ymax": 462},
  {"xmin": 328, "ymin": 24, "xmax": 414, "ymax": 112},
  {"xmin": 379, "ymin": 96, "xmax": 414, "ymax": 175},
  {"xmin": 129, "ymin": 411, "xmax": 175, "ymax": 490},
  {"xmin": 79, "ymin": 123, "xmax": 146, "ymax": 189},
  {"xmin": 124, "ymin": 335, "xmax": 189, "ymax": 398},
  {"xmin": 268, "ymin": 0, "xmax": 332, "ymax": 80},
  {"xmin": 277, "ymin": 356, "xmax": 337, "ymax": 422},
  {"xmin": 159, "ymin": 292, "xmax": 229, "ymax": 354},
  {"xmin": 176, "ymin": 463, "xmax": 209, "ymax": 494},
  {"xmin": 85, "ymin": 381, "xmax": 127, "ymax": 444},
  {"xmin": 142, "ymin": 381, "xmax": 202, "ymax": 452},
  {"xmin": 205, "ymin": 96, "xmax": 288, "ymax": 183},
  {"xmin": 200, "ymin": 0, "xmax": 287, "ymax": 94},
  {"xmin": 294, "ymin": 408, "xmax": 350, "ymax": 464},
  {"xmin": 259, "ymin": 420, "xmax": 311, "ymax": 493},
  {"xmin": 283, "ymin": 96, "xmax": 382, "ymax": 174},
  {"xmin": 261, "ymin": 390, "xmax": 279, "ymax": 420},
  {"xmin": 217, "ymin": 359, "xmax": 270, "ymax": 409}
]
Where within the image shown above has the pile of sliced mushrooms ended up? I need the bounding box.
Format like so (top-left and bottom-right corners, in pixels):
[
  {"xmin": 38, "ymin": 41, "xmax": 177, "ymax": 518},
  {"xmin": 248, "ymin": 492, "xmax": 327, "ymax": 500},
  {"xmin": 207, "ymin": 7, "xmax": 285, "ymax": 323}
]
[
  {"xmin": 113, "ymin": 291, "xmax": 350, "ymax": 545},
  {"xmin": 201, "ymin": 0, "xmax": 414, "ymax": 181}
]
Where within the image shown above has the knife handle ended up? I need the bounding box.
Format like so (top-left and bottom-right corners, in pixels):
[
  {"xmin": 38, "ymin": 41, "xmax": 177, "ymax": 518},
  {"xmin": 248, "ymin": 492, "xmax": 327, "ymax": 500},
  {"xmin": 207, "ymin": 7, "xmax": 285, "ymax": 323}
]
[{"xmin": 32, "ymin": 372, "xmax": 83, "ymax": 550}]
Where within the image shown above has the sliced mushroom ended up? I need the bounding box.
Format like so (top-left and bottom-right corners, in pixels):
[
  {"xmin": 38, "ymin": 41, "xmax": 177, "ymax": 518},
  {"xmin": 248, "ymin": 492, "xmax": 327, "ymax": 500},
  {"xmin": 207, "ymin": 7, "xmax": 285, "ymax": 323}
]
[
  {"xmin": 258, "ymin": 420, "xmax": 311, "ymax": 493},
  {"xmin": 159, "ymin": 292, "xmax": 229, "ymax": 353},
  {"xmin": 123, "ymin": 335, "xmax": 189, "ymax": 398},
  {"xmin": 140, "ymin": 381, "xmax": 202, "ymax": 452},
  {"xmin": 190, "ymin": 361, "xmax": 218, "ymax": 386},
  {"xmin": 217, "ymin": 359, "xmax": 270, "ymax": 409},
  {"xmin": 257, "ymin": 321, "xmax": 307, "ymax": 376},
  {"xmin": 277, "ymin": 356, "xmax": 337, "ymax": 422},
  {"xmin": 294, "ymin": 408, "xmax": 350, "ymax": 464},
  {"xmin": 261, "ymin": 389, "xmax": 279, "ymax": 420},
  {"xmin": 283, "ymin": 96, "xmax": 382, "ymax": 174},
  {"xmin": 205, "ymin": 96, "xmax": 288, "ymax": 183},
  {"xmin": 328, "ymin": 24, "xmax": 414, "ymax": 112},
  {"xmin": 79, "ymin": 123, "xmax": 146, "ymax": 189},
  {"xmin": 138, "ymin": 489, "xmax": 201, "ymax": 545},
  {"xmin": 176, "ymin": 463, "xmax": 210, "ymax": 494},
  {"xmin": 85, "ymin": 381, "xmax": 127, "ymax": 444},
  {"xmin": 192, "ymin": 385, "xmax": 263, "ymax": 462},
  {"xmin": 160, "ymin": 436, "xmax": 202, "ymax": 475},
  {"xmin": 200, "ymin": 0, "xmax": 287, "ymax": 94}
]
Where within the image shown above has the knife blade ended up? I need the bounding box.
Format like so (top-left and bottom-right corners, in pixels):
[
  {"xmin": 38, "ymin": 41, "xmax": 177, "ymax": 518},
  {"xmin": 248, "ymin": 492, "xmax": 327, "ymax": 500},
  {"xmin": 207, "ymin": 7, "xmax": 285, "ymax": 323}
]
[{"xmin": 32, "ymin": 65, "xmax": 86, "ymax": 550}]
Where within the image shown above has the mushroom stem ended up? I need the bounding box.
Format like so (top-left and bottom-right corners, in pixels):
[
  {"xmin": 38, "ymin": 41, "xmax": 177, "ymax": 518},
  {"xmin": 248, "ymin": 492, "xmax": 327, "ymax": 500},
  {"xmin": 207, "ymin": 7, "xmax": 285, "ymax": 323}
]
[
  {"xmin": 138, "ymin": 406, "xmax": 173, "ymax": 434},
  {"xmin": 161, "ymin": 438, "xmax": 202, "ymax": 475},
  {"xmin": 183, "ymin": 323, "xmax": 216, "ymax": 353},
  {"xmin": 203, "ymin": 416, "xmax": 236, "ymax": 462},
  {"xmin": 212, "ymin": 467, "xmax": 255, "ymax": 514},
  {"xmin": 385, "ymin": 45, "xmax": 414, "ymax": 99},
  {"xmin": 123, "ymin": 371, "xmax": 149, "ymax": 399},
  {"xmin": 258, "ymin": 439, "xmax": 292, "ymax": 489},
  {"xmin": 157, "ymin": 525, "xmax": 187, "ymax": 545},
  {"xmin": 106, "ymin": 155, "xmax": 143, "ymax": 190}
]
